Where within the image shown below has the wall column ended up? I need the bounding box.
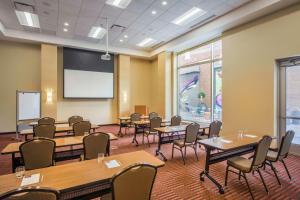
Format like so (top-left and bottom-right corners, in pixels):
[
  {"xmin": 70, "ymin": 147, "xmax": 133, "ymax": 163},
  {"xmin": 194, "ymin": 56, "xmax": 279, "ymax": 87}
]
[
  {"xmin": 41, "ymin": 44, "xmax": 57, "ymax": 118},
  {"xmin": 118, "ymin": 55, "xmax": 131, "ymax": 116}
]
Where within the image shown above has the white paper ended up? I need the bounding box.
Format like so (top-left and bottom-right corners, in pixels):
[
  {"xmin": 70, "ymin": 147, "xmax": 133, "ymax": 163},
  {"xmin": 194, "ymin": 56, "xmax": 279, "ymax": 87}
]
[
  {"xmin": 21, "ymin": 174, "xmax": 40, "ymax": 186},
  {"xmin": 221, "ymin": 139, "xmax": 232, "ymax": 143},
  {"xmin": 105, "ymin": 160, "xmax": 120, "ymax": 169},
  {"xmin": 244, "ymin": 134, "xmax": 257, "ymax": 138}
]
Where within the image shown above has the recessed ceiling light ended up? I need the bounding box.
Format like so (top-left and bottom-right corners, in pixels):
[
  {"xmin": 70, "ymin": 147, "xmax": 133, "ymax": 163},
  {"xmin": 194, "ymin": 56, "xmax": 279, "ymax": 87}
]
[
  {"xmin": 64, "ymin": 22, "xmax": 69, "ymax": 26},
  {"xmin": 88, "ymin": 26, "xmax": 106, "ymax": 39},
  {"xmin": 137, "ymin": 38, "xmax": 156, "ymax": 47},
  {"xmin": 172, "ymin": 7, "xmax": 206, "ymax": 26},
  {"xmin": 63, "ymin": 28, "xmax": 68, "ymax": 32},
  {"xmin": 120, "ymin": 39, "xmax": 124, "ymax": 42},
  {"xmin": 162, "ymin": 1, "xmax": 167, "ymax": 6},
  {"xmin": 151, "ymin": 10, "xmax": 157, "ymax": 15},
  {"xmin": 124, "ymin": 35, "xmax": 128, "ymax": 38},
  {"xmin": 15, "ymin": 11, "xmax": 40, "ymax": 28},
  {"xmin": 106, "ymin": 0, "xmax": 132, "ymax": 9}
]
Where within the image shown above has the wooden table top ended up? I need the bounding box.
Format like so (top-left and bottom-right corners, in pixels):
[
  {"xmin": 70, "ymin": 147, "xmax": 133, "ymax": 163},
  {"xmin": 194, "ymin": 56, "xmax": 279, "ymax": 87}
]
[
  {"xmin": 20, "ymin": 124, "xmax": 99, "ymax": 135},
  {"xmin": 0, "ymin": 150, "xmax": 165, "ymax": 195},
  {"xmin": 198, "ymin": 134, "xmax": 277, "ymax": 151},
  {"xmin": 133, "ymin": 119, "xmax": 169, "ymax": 125},
  {"xmin": 29, "ymin": 120, "xmax": 69, "ymax": 126},
  {"xmin": 1, "ymin": 133, "xmax": 118, "ymax": 155},
  {"xmin": 119, "ymin": 116, "xmax": 149, "ymax": 120},
  {"xmin": 154, "ymin": 123, "xmax": 210, "ymax": 133}
]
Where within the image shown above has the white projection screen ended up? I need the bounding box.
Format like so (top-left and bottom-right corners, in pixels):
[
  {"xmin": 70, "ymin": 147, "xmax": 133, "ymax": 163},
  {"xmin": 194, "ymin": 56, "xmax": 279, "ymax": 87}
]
[{"xmin": 63, "ymin": 48, "xmax": 114, "ymax": 98}]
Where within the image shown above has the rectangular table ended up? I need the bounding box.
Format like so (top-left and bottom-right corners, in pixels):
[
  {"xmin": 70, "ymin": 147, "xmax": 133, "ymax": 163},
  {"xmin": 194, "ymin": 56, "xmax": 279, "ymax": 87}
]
[
  {"xmin": 118, "ymin": 116, "xmax": 149, "ymax": 136},
  {"xmin": 0, "ymin": 150, "xmax": 164, "ymax": 200},
  {"xmin": 2, "ymin": 133, "xmax": 118, "ymax": 172},
  {"xmin": 20, "ymin": 124, "xmax": 99, "ymax": 140},
  {"xmin": 198, "ymin": 134, "xmax": 277, "ymax": 194},
  {"xmin": 29, "ymin": 120, "xmax": 69, "ymax": 126},
  {"xmin": 154, "ymin": 123, "xmax": 210, "ymax": 161}
]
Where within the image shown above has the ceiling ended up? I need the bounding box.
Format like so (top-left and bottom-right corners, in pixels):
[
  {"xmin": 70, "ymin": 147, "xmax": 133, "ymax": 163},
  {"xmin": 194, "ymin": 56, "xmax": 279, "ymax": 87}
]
[{"xmin": 0, "ymin": 0, "xmax": 251, "ymax": 51}]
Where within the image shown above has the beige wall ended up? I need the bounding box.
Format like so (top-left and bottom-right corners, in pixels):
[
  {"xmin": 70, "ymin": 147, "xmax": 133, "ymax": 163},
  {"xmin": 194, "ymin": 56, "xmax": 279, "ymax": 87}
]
[
  {"xmin": 222, "ymin": 5, "xmax": 300, "ymax": 136},
  {"xmin": 0, "ymin": 40, "xmax": 41, "ymax": 132},
  {"xmin": 56, "ymin": 48, "xmax": 118, "ymax": 124}
]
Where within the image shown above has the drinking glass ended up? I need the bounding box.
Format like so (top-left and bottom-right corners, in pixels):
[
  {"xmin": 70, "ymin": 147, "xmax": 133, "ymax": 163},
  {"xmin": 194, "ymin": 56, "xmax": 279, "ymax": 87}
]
[
  {"xmin": 238, "ymin": 130, "xmax": 244, "ymax": 138},
  {"xmin": 84, "ymin": 132, "xmax": 89, "ymax": 137},
  {"xmin": 97, "ymin": 153, "xmax": 105, "ymax": 164},
  {"xmin": 15, "ymin": 166, "xmax": 25, "ymax": 178}
]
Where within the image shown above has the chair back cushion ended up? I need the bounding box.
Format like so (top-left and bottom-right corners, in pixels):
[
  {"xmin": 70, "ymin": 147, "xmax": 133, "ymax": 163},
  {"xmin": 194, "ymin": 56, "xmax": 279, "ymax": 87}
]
[
  {"xmin": 112, "ymin": 164, "xmax": 157, "ymax": 200},
  {"xmin": 68, "ymin": 116, "xmax": 83, "ymax": 126},
  {"xmin": 208, "ymin": 121, "xmax": 222, "ymax": 138},
  {"xmin": 278, "ymin": 130, "xmax": 295, "ymax": 160},
  {"xmin": 149, "ymin": 112, "xmax": 159, "ymax": 120},
  {"xmin": 185, "ymin": 123, "xmax": 200, "ymax": 143},
  {"xmin": 33, "ymin": 124, "xmax": 55, "ymax": 139},
  {"xmin": 150, "ymin": 117, "xmax": 162, "ymax": 132},
  {"xmin": 171, "ymin": 115, "xmax": 181, "ymax": 126},
  {"xmin": 0, "ymin": 187, "xmax": 59, "ymax": 200},
  {"xmin": 20, "ymin": 138, "xmax": 55, "ymax": 170},
  {"xmin": 252, "ymin": 135, "xmax": 272, "ymax": 168},
  {"xmin": 130, "ymin": 113, "xmax": 141, "ymax": 122},
  {"xmin": 73, "ymin": 121, "xmax": 91, "ymax": 136},
  {"xmin": 38, "ymin": 117, "xmax": 55, "ymax": 125},
  {"xmin": 83, "ymin": 132, "xmax": 109, "ymax": 160}
]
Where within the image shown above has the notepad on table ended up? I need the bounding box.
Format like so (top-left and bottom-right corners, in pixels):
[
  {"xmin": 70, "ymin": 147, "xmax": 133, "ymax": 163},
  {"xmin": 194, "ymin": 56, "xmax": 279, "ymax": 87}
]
[
  {"xmin": 105, "ymin": 160, "xmax": 120, "ymax": 169},
  {"xmin": 244, "ymin": 134, "xmax": 257, "ymax": 138},
  {"xmin": 21, "ymin": 173, "xmax": 40, "ymax": 186}
]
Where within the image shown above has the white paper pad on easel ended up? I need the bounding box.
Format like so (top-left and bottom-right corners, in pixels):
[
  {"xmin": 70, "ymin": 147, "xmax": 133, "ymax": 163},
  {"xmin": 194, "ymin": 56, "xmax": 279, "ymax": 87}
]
[
  {"xmin": 21, "ymin": 174, "xmax": 40, "ymax": 186},
  {"xmin": 105, "ymin": 160, "xmax": 120, "ymax": 169}
]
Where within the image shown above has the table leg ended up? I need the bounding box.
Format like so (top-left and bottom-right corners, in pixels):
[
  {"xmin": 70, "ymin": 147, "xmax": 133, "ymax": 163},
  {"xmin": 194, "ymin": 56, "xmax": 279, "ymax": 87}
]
[
  {"xmin": 107, "ymin": 140, "xmax": 110, "ymax": 156},
  {"xmin": 155, "ymin": 132, "xmax": 167, "ymax": 161},
  {"xmin": 12, "ymin": 153, "xmax": 16, "ymax": 173},
  {"xmin": 118, "ymin": 119, "xmax": 123, "ymax": 137},
  {"xmin": 132, "ymin": 124, "xmax": 139, "ymax": 146},
  {"xmin": 200, "ymin": 147, "xmax": 224, "ymax": 194}
]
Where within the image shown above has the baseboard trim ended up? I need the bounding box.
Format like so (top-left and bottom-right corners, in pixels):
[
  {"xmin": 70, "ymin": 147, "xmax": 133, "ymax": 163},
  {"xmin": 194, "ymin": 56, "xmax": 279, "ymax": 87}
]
[{"xmin": 0, "ymin": 131, "xmax": 16, "ymax": 135}]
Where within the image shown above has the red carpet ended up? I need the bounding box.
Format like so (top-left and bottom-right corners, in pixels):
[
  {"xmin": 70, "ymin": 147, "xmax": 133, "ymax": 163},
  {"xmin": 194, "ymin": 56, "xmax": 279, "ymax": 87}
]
[{"xmin": 1, "ymin": 125, "xmax": 300, "ymax": 199}]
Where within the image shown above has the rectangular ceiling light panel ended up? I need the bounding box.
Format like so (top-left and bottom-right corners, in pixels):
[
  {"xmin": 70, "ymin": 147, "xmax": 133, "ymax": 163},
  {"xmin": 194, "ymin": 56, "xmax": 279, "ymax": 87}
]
[
  {"xmin": 106, "ymin": 0, "xmax": 132, "ymax": 9},
  {"xmin": 15, "ymin": 10, "xmax": 40, "ymax": 28},
  {"xmin": 137, "ymin": 38, "xmax": 156, "ymax": 47},
  {"xmin": 172, "ymin": 7, "xmax": 206, "ymax": 26},
  {"xmin": 88, "ymin": 26, "xmax": 106, "ymax": 39}
]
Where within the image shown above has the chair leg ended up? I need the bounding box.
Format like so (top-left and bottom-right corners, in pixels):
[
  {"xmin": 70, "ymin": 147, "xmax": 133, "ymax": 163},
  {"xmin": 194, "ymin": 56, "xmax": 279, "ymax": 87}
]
[
  {"xmin": 281, "ymin": 159, "xmax": 292, "ymax": 180},
  {"xmin": 171, "ymin": 143, "xmax": 174, "ymax": 159},
  {"xmin": 147, "ymin": 135, "xmax": 150, "ymax": 147},
  {"xmin": 243, "ymin": 172, "xmax": 254, "ymax": 200},
  {"xmin": 142, "ymin": 134, "xmax": 145, "ymax": 144},
  {"xmin": 225, "ymin": 165, "xmax": 230, "ymax": 186},
  {"xmin": 180, "ymin": 148, "xmax": 185, "ymax": 165},
  {"xmin": 184, "ymin": 146, "xmax": 187, "ymax": 157},
  {"xmin": 269, "ymin": 161, "xmax": 281, "ymax": 185},
  {"xmin": 257, "ymin": 169, "xmax": 268, "ymax": 193},
  {"xmin": 238, "ymin": 171, "xmax": 241, "ymax": 180},
  {"xmin": 153, "ymin": 134, "xmax": 155, "ymax": 143},
  {"xmin": 193, "ymin": 146, "xmax": 199, "ymax": 161}
]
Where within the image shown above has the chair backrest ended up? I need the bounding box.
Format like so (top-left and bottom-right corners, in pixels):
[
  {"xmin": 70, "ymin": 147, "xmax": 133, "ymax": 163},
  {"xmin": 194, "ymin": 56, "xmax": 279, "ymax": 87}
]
[
  {"xmin": 130, "ymin": 113, "xmax": 141, "ymax": 122},
  {"xmin": 73, "ymin": 121, "xmax": 91, "ymax": 136},
  {"xmin": 278, "ymin": 130, "xmax": 295, "ymax": 160},
  {"xmin": 149, "ymin": 112, "xmax": 158, "ymax": 120},
  {"xmin": 38, "ymin": 117, "xmax": 55, "ymax": 125},
  {"xmin": 83, "ymin": 132, "xmax": 109, "ymax": 160},
  {"xmin": 171, "ymin": 115, "xmax": 181, "ymax": 126},
  {"xmin": 68, "ymin": 116, "xmax": 83, "ymax": 126},
  {"xmin": 33, "ymin": 124, "xmax": 55, "ymax": 139},
  {"xmin": 251, "ymin": 135, "xmax": 272, "ymax": 169},
  {"xmin": 185, "ymin": 123, "xmax": 200, "ymax": 143},
  {"xmin": 20, "ymin": 138, "xmax": 55, "ymax": 170},
  {"xmin": 0, "ymin": 187, "xmax": 59, "ymax": 200},
  {"xmin": 208, "ymin": 121, "xmax": 222, "ymax": 138},
  {"xmin": 150, "ymin": 117, "xmax": 162, "ymax": 132},
  {"xmin": 111, "ymin": 164, "xmax": 157, "ymax": 200}
]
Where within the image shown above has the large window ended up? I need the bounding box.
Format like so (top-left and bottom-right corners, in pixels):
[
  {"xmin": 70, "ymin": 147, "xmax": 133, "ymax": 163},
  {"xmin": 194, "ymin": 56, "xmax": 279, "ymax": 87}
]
[{"xmin": 177, "ymin": 40, "xmax": 222, "ymax": 123}]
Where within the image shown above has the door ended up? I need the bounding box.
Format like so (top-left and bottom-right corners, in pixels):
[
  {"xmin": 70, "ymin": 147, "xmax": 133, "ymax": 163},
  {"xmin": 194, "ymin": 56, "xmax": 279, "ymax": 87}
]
[{"xmin": 278, "ymin": 57, "xmax": 300, "ymax": 155}]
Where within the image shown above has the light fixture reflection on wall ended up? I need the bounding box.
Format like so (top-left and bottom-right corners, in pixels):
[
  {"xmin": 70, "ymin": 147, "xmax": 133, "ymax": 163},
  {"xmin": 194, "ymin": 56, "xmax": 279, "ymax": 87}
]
[
  {"xmin": 123, "ymin": 91, "xmax": 127, "ymax": 103},
  {"xmin": 46, "ymin": 89, "xmax": 53, "ymax": 104}
]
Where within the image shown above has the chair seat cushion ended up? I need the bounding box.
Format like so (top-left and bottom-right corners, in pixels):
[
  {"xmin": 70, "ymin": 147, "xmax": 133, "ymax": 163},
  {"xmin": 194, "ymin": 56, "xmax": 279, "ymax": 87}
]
[
  {"xmin": 173, "ymin": 140, "xmax": 193, "ymax": 147},
  {"xmin": 197, "ymin": 135, "xmax": 208, "ymax": 140},
  {"xmin": 266, "ymin": 150, "xmax": 278, "ymax": 162},
  {"xmin": 227, "ymin": 156, "xmax": 252, "ymax": 172}
]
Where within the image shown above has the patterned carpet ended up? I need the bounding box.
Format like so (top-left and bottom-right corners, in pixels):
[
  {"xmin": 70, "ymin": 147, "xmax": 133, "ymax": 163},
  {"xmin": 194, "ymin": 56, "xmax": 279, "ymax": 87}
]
[{"xmin": 0, "ymin": 125, "xmax": 300, "ymax": 200}]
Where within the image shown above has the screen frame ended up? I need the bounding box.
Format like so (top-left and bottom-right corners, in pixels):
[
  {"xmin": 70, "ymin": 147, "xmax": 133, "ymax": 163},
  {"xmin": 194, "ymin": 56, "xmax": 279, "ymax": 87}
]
[{"xmin": 63, "ymin": 48, "xmax": 115, "ymax": 99}]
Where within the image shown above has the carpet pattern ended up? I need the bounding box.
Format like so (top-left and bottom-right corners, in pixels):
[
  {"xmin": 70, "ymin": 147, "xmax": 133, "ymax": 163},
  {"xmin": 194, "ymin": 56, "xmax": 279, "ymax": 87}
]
[{"xmin": 0, "ymin": 125, "xmax": 300, "ymax": 200}]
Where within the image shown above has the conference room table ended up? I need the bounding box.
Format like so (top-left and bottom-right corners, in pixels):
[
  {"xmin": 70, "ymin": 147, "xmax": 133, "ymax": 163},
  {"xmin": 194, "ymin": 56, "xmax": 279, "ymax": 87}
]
[
  {"xmin": 20, "ymin": 124, "xmax": 99, "ymax": 140},
  {"xmin": 29, "ymin": 120, "xmax": 68, "ymax": 126},
  {"xmin": 1, "ymin": 133, "xmax": 118, "ymax": 172},
  {"xmin": 154, "ymin": 123, "xmax": 210, "ymax": 161},
  {"xmin": 0, "ymin": 150, "xmax": 164, "ymax": 200},
  {"xmin": 198, "ymin": 134, "xmax": 277, "ymax": 194},
  {"xmin": 118, "ymin": 116, "xmax": 149, "ymax": 136}
]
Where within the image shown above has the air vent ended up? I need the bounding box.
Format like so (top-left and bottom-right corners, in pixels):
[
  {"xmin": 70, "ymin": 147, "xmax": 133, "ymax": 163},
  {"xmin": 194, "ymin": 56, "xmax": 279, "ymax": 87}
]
[
  {"xmin": 14, "ymin": 2, "xmax": 35, "ymax": 13},
  {"xmin": 189, "ymin": 14, "xmax": 216, "ymax": 29},
  {"xmin": 110, "ymin": 24, "xmax": 126, "ymax": 32},
  {"xmin": 151, "ymin": 41, "xmax": 165, "ymax": 49}
]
